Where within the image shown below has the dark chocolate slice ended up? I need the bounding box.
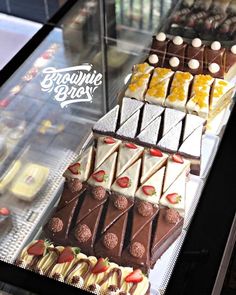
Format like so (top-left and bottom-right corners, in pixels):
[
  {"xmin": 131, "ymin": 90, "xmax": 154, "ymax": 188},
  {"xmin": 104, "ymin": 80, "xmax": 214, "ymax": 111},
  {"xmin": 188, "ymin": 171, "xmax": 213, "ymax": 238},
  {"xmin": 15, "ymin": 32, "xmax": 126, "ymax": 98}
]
[
  {"xmin": 185, "ymin": 44, "xmax": 204, "ymax": 75},
  {"xmin": 204, "ymin": 45, "xmax": 225, "ymax": 78},
  {"xmin": 149, "ymin": 36, "xmax": 169, "ymax": 67},
  {"xmin": 225, "ymin": 48, "xmax": 236, "ymax": 73},
  {"xmin": 165, "ymin": 39, "xmax": 187, "ymax": 71}
]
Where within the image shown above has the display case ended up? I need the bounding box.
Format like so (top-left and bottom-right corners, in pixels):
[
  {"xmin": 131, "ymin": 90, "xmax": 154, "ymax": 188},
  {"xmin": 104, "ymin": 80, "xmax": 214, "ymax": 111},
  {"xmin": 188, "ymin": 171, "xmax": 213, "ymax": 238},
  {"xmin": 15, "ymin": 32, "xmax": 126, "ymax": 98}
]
[{"xmin": 0, "ymin": 1, "xmax": 236, "ymax": 295}]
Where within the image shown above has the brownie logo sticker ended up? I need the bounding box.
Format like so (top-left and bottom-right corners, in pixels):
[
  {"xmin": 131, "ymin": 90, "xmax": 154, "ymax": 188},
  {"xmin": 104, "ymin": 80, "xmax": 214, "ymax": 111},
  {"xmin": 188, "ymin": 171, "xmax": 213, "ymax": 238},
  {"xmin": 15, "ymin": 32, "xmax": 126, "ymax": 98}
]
[{"xmin": 40, "ymin": 64, "xmax": 102, "ymax": 108}]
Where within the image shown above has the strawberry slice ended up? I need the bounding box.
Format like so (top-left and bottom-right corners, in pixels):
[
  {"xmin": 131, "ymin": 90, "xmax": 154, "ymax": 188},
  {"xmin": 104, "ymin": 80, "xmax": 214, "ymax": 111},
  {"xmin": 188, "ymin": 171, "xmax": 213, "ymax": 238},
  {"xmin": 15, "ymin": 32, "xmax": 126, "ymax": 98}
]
[
  {"xmin": 0, "ymin": 207, "xmax": 10, "ymax": 216},
  {"xmin": 142, "ymin": 185, "xmax": 156, "ymax": 196},
  {"xmin": 172, "ymin": 154, "xmax": 184, "ymax": 164},
  {"xmin": 91, "ymin": 258, "xmax": 109, "ymax": 274},
  {"xmin": 125, "ymin": 142, "xmax": 137, "ymax": 149},
  {"xmin": 103, "ymin": 137, "xmax": 116, "ymax": 144},
  {"xmin": 116, "ymin": 176, "xmax": 130, "ymax": 188},
  {"xmin": 68, "ymin": 163, "xmax": 81, "ymax": 175},
  {"xmin": 166, "ymin": 193, "xmax": 181, "ymax": 204},
  {"xmin": 150, "ymin": 148, "xmax": 163, "ymax": 157},
  {"xmin": 92, "ymin": 170, "xmax": 107, "ymax": 182},
  {"xmin": 125, "ymin": 269, "xmax": 143, "ymax": 283},
  {"xmin": 0, "ymin": 98, "xmax": 10, "ymax": 108},
  {"xmin": 57, "ymin": 247, "xmax": 80, "ymax": 264},
  {"xmin": 27, "ymin": 240, "xmax": 45, "ymax": 256}
]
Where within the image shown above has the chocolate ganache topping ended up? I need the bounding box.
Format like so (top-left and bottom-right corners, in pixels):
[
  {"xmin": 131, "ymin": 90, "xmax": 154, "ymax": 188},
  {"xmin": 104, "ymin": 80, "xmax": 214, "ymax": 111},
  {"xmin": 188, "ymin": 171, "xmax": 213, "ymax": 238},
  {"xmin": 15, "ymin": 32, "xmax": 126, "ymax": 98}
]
[
  {"xmin": 129, "ymin": 242, "xmax": 145, "ymax": 258},
  {"xmin": 68, "ymin": 178, "xmax": 83, "ymax": 193},
  {"xmin": 113, "ymin": 195, "xmax": 128, "ymax": 211},
  {"xmin": 165, "ymin": 208, "xmax": 181, "ymax": 224},
  {"xmin": 48, "ymin": 217, "xmax": 63, "ymax": 233},
  {"xmin": 137, "ymin": 201, "xmax": 153, "ymax": 217},
  {"xmin": 92, "ymin": 186, "xmax": 106, "ymax": 200},
  {"xmin": 103, "ymin": 233, "xmax": 118, "ymax": 250},
  {"xmin": 64, "ymin": 258, "xmax": 93, "ymax": 282},
  {"xmin": 99, "ymin": 268, "xmax": 122, "ymax": 289},
  {"xmin": 74, "ymin": 224, "xmax": 92, "ymax": 242}
]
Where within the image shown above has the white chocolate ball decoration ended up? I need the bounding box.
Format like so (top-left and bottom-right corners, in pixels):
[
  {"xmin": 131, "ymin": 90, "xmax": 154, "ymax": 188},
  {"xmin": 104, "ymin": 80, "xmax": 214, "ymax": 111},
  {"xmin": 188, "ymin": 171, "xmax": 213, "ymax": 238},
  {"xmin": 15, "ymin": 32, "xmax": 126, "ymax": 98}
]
[
  {"xmin": 211, "ymin": 41, "xmax": 221, "ymax": 51},
  {"xmin": 188, "ymin": 59, "xmax": 200, "ymax": 70},
  {"xmin": 169, "ymin": 57, "xmax": 180, "ymax": 68},
  {"xmin": 192, "ymin": 38, "xmax": 202, "ymax": 48},
  {"xmin": 231, "ymin": 45, "xmax": 236, "ymax": 54},
  {"xmin": 208, "ymin": 63, "xmax": 220, "ymax": 74},
  {"xmin": 148, "ymin": 54, "xmax": 159, "ymax": 64},
  {"xmin": 173, "ymin": 36, "xmax": 183, "ymax": 45},
  {"xmin": 156, "ymin": 32, "xmax": 166, "ymax": 42}
]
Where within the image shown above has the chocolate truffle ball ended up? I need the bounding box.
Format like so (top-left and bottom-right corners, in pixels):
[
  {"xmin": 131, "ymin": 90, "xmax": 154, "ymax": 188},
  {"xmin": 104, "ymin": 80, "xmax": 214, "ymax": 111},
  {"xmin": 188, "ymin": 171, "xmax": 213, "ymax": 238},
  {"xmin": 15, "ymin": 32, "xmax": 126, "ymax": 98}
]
[
  {"xmin": 103, "ymin": 233, "xmax": 118, "ymax": 249},
  {"xmin": 137, "ymin": 201, "xmax": 153, "ymax": 217},
  {"xmin": 92, "ymin": 186, "xmax": 106, "ymax": 200},
  {"xmin": 74, "ymin": 224, "xmax": 92, "ymax": 242},
  {"xmin": 67, "ymin": 178, "xmax": 83, "ymax": 193},
  {"xmin": 129, "ymin": 242, "xmax": 145, "ymax": 258},
  {"xmin": 113, "ymin": 195, "xmax": 128, "ymax": 211},
  {"xmin": 165, "ymin": 208, "xmax": 181, "ymax": 224},
  {"xmin": 48, "ymin": 217, "xmax": 63, "ymax": 233}
]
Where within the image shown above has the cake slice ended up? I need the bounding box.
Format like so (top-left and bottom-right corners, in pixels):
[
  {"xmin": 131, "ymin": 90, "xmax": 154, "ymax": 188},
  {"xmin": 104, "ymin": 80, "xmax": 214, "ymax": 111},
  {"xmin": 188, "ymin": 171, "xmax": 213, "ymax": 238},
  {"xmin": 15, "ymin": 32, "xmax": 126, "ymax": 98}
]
[
  {"xmin": 136, "ymin": 116, "xmax": 161, "ymax": 146},
  {"xmin": 116, "ymin": 110, "xmax": 140, "ymax": 139},
  {"xmin": 204, "ymin": 41, "xmax": 225, "ymax": 78},
  {"xmin": 136, "ymin": 166, "xmax": 166, "ymax": 205},
  {"xmin": 116, "ymin": 142, "xmax": 144, "ymax": 177},
  {"xmin": 125, "ymin": 63, "xmax": 154, "ymax": 101},
  {"xmin": 149, "ymin": 32, "xmax": 169, "ymax": 67},
  {"xmin": 141, "ymin": 148, "xmax": 168, "ymax": 184},
  {"xmin": 111, "ymin": 159, "xmax": 141, "ymax": 197},
  {"xmin": 145, "ymin": 68, "xmax": 174, "ymax": 105},
  {"xmin": 224, "ymin": 45, "xmax": 236, "ymax": 81},
  {"xmin": 185, "ymin": 38, "xmax": 204, "ymax": 75},
  {"xmin": 93, "ymin": 105, "xmax": 119, "ymax": 135},
  {"xmin": 157, "ymin": 121, "xmax": 183, "ymax": 153},
  {"xmin": 163, "ymin": 154, "xmax": 190, "ymax": 193},
  {"xmin": 162, "ymin": 108, "xmax": 186, "ymax": 136},
  {"xmin": 95, "ymin": 136, "xmax": 121, "ymax": 169},
  {"xmin": 183, "ymin": 114, "xmax": 206, "ymax": 141},
  {"xmin": 140, "ymin": 103, "xmax": 164, "ymax": 131},
  {"xmin": 165, "ymin": 71, "xmax": 193, "ymax": 111},
  {"xmin": 120, "ymin": 97, "xmax": 144, "ymax": 125},
  {"xmin": 88, "ymin": 152, "xmax": 117, "ymax": 190},
  {"xmin": 165, "ymin": 36, "xmax": 187, "ymax": 71}
]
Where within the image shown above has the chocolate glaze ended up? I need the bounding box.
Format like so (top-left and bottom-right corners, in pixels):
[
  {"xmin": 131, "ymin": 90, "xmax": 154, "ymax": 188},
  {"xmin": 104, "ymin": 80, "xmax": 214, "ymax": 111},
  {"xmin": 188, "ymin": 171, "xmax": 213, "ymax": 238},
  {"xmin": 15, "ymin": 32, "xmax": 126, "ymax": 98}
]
[
  {"xmin": 44, "ymin": 248, "xmax": 61, "ymax": 276},
  {"xmin": 57, "ymin": 182, "xmax": 84, "ymax": 211},
  {"xmin": 185, "ymin": 44, "xmax": 204, "ymax": 74},
  {"xmin": 149, "ymin": 36, "xmax": 169, "ymax": 67},
  {"xmin": 165, "ymin": 41, "xmax": 187, "ymax": 71},
  {"xmin": 98, "ymin": 267, "xmax": 122, "ymax": 289},
  {"xmin": 64, "ymin": 258, "xmax": 93, "ymax": 282}
]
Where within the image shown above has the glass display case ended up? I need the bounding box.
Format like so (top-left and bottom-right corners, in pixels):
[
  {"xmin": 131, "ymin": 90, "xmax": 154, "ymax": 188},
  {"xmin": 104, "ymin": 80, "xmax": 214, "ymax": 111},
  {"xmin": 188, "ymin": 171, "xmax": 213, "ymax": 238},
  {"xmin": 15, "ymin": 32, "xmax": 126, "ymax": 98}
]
[{"xmin": 0, "ymin": 1, "xmax": 236, "ymax": 295}]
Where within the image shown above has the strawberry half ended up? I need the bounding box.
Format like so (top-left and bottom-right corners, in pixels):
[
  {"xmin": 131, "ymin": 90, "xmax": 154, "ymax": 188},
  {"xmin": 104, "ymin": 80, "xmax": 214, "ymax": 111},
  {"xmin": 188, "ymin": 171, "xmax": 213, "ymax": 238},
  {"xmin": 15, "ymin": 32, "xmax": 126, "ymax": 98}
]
[
  {"xmin": 172, "ymin": 154, "xmax": 184, "ymax": 164},
  {"xmin": 27, "ymin": 240, "xmax": 45, "ymax": 256},
  {"xmin": 142, "ymin": 185, "xmax": 156, "ymax": 196},
  {"xmin": 68, "ymin": 163, "xmax": 81, "ymax": 175},
  {"xmin": 125, "ymin": 142, "xmax": 137, "ymax": 149},
  {"xmin": 125, "ymin": 269, "xmax": 143, "ymax": 283},
  {"xmin": 91, "ymin": 258, "xmax": 109, "ymax": 274},
  {"xmin": 92, "ymin": 170, "xmax": 107, "ymax": 182},
  {"xmin": 57, "ymin": 247, "xmax": 80, "ymax": 264},
  {"xmin": 150, "ymin": 148, "xmax": 163, "ymax": 157},
  {"xmin": 103, "ymin": 137, "xmax": 116, "ymax": 144},
  {"xmin": 116, "ymin": 176, "xmax": 131, "ymax": 188},
  {"xmin": 166, "ymin": 193, "xmax": 181, "ymax": 204},
  {"xmin": 0, "ymin": 207, "xmax": 10, "ymax": 216}
]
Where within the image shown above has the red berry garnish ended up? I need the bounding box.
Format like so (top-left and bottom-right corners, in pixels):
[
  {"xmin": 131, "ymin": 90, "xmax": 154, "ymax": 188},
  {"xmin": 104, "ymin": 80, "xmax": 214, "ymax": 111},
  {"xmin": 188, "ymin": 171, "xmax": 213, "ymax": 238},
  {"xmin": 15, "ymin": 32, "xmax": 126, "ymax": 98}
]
[
  {"xmin": 27, "ymin": 240, "xmax": 45, "ymax": 256},
  {"xmin": 68, "ymin": 163, "xmax": 81, "ymax": 175},
  {"xmin": 150, "ymin": 148, "xmax": 163, "ymax": 157},
  {"xmin": 125, "ymin": 269, "xmax": 143, "ymax": 283},
  {"xmin": 92, "ymin": 170, "xmax": 107, "ymax": 182},
  {"xmin": 91, "ymin": 258, "xmax": 109, "ymax": 274},
  {"xmin": 172, "ymin": 154, "xmax": 184, "ymax": 164},
  {"xmin": 103, "ymin": 137, "xmax": 116, "ymax": 144},
  {"xmin": 142, "ymin": 185, "xmax": 156, "ymax": 196},
  {"xmin": 116, "ymin": 176, "xmax": 130, "ymax": 188},
  {"xmin": 57, "ymin": 247, "xmax": 79, "ymax": 264},
  {"xmin": 0, "ymin": 207, "xmax": 10, "ymax": 216},
  {"xmin": 166, "ymin": 193, "xmax": 181, "ymax": 204},
  {"xmin": 125, "ymin": 142, "xmax": 137, "ymax": 149}
]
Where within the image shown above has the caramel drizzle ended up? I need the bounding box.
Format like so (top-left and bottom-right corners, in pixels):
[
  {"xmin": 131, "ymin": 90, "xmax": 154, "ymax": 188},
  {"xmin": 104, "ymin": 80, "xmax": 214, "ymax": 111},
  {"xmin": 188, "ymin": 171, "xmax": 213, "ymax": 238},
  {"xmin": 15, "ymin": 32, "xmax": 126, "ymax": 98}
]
[
  {"xmin": 64, "ymin": 258, "xmax": 92, "ymax": 282},
  {"xmin": 98, "ymin": 267, "xmax": 122, "ymax": 289}
]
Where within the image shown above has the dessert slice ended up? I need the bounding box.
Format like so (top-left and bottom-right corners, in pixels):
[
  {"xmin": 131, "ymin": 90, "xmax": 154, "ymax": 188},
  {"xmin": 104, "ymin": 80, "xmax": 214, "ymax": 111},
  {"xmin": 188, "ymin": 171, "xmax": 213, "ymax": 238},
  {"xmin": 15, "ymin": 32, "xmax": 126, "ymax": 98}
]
[
  {"xmin": 116, "ymin": 142, "xmax": 144, "ymax": 177},
  {"xmin": 0, "ymin": 160, "xmax": 21, "ymax": 194},
  {"xmin": 125, "ymin": 63, "xmax": 154, "ymax": 101},
  {"xmin": 140, "ymin": 103, "xmax": 164, "ymax": 131},
  {"xmin": 111, "ymin": 159, "xmax": 141, "ymax": 197},
  {"xmin": 165, "ymin": 36, "xmax": 187, "ymax": 71},
  {"xmin": 64, "ymin": 146, "xmax": 94, "ymax": 182},
  {"xmin": 136, "ymin": 116, "xmax": 161, "ymax": 146},
  {"xmin": 165, "ymin": 71, "xmax": 193, "ymax": 111},
  {"xmin": 149, "ymin": 32, "xmax": 169, "ymax": 67},
  {"xmin": 116, "ymin": 110, "xmax": 140, "ymax": 139},
  {"xmin": 150, "ymin": 208, "xmax": 184, "ymax": 267},
  {"xmin": 205, "ymin": 41, "xmax": 225, "ymax": 78},
  {"xmin": 136, "ymin": 166, "xmax": 166, "ymax": 205},
  {"xmin": 185, "ymin": 38, "xmax": 204, "ymax": 75},
  {"xmin": 141, "ymin": 148, "xmax": 168, "ymax": 184},
  {"xmin": 163, "ymin": 154, "xmax": 190, "ymax": 193},
  {"xmin": 95, "ymin": 136, "xmax": 121, "ymax": 169},
  {"xmin": 162, "ymin": 108, "xmax": 186, "ymax": 136},
  {"xmin": 183, "ymin": 114, "xmax": 206, "ymax": 141},
  {"xmin": 160, "ymin": 171, "xmax": 186, "ymax": 215},
  {"xmin": 224, "ymin": 45, "xmax": 236, "ymax": 81},
  {"xmin": 157, "ymin": 121, "xmax": 183, "ymax": 153},
  {"xmin": 88, "ymin": 152, "xmax": 117, "ymax": 190},
  {"xmin": 186, "ymin": 74, "xmax": 214, "ymax": 119},
  {"xmin": 145, "ymin": 68, "xmax": 174, "ymax": 106},
  {"xmin": 120, "ymin": 97, "xmax": 144, "ymax": 125},
  {"xmin": 93, "ymin": 105, "xmax": 119, "ymax": 135}
]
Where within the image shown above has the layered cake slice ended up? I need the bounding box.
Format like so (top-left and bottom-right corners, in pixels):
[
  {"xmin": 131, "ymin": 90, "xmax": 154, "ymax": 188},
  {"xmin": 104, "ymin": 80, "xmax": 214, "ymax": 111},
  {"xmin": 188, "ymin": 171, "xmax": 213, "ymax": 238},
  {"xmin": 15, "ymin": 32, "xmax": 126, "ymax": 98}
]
[
  {"xmin": 88, "ymin": 152, "xmax": 117, "ymax": 190},
  {"xmin": 186, "ymin": 74, "xmax": 214, "ymax": 119},
  {"xmin": 149, "ymin": 32, "xmax": 169, "ymax": 67},
  {"xmin": 183, "ymin": 114, "xmax": 206, "ymax": 141},
  {"xmin": 150, "ymin": 207, "xmax": 184, "ymax": 267},
  {"xmin": 136, "ymin": 166, "xmax": 166, "ymax": 205},
  {"xmin": 205, "ymin": 41, "xmax": 225, "ymax": 78},
  {"xmin": 125, "ymin": 63, "xmax": 154, "ymax": 101},
  {"xmin": 93, "ymin": 105, "xmax": 119, "ymax": 135},
  {"xmin": 224, "ymin": 45, "xmax": 236, "ymax": 81},
  {"xmin": 140, "ymin": 103, "xmax": 164, "ymax": 131},
  {"xmin": 165, "ymin": 71, "xmax": 193, "ymax": 111},
  {"xmin": 137, "ymin": 116, "xmax": 161, "ymax": 146},
  {"xmin": 141, "ymin": 148, "xmax": 168, "ymax": 184},
  {"xmin": 116, "ymin": 142, "xmax": 144, "ymax": 177},
  {"xmin": 145, "ymin": 68, "xmax": 174, "ymax": 106},
  {"xmin": 95, "ymin": 136, "xmax": 121, "ymax": 169},
  {"xmin": 160, "ymin": 171, "xmax": 186, "ymax": 215},
  {"xmin": 163, "ymin": 154, "xmax": 190, "ymax": 193},
  {"xmin": 116, "ymin": 110, "xmax": 140, "ymax": 139},
  {"xmin": 162, "ymin": 108, "xmax": 186, "ymax": 136},
  {"xmin": 111, "ymin": 159, "xmax": 141, "ymax": 197},
  {"xmin": 120, "ymin": 97, "xmax": 144, "ymax": 125},
  {"xmin": 157, "ymin": 121, "xmax": 183, "ymax": 153},
  {"xmin": 185, "ymin": 38, "xmax": 204, "ymax": 75},
  {"xmin": 165, "ymin": 36, "xmax": 187, "ymax": 71}
]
